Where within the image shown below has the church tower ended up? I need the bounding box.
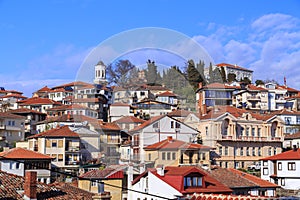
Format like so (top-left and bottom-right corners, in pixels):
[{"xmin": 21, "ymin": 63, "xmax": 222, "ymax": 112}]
[{"xmin": 94, "ymin": 60, "xmax": 107, "ymax": 85}]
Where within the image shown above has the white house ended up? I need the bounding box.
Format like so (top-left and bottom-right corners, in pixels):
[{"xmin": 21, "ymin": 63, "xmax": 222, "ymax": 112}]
[
  {"xmin": 126, "ymin": 115, "xmax": 200, "ymax": 168},
  {"xmin": 260, "ymin": 148, "xmax": 300, "ymax": 190},
  {"xmin": 128, "ymin": 165, "xmax": 232, "ymax": 200},
  {"xmin": 109, "ymin": 102, "xmax": 135, "ymax": 122},
  {"xmin": 0, "ymin": 147, "xmax": 52, "ymax": 183}
]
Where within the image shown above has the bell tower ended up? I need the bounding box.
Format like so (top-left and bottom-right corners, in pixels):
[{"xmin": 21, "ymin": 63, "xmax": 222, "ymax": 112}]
[{"xmin": 94, "ymin": 61, "xmax": 107, "ymax": 85}]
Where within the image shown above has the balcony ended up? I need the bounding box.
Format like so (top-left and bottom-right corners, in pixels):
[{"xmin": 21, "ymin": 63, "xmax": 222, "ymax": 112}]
[
  {"xmin": 179, "ymin": 159, "xmax": 199, "ymax": 166},
  {"xmin": 218, "ymin": 135, "xmax": 283, "ymax": 142},
  {"xmin": 65, "ymin": 146, "xmax": 80, "ymax": 152},
  {"xmin": 247, "ymin": 95, "xmax": 261, "ymax": 101}
]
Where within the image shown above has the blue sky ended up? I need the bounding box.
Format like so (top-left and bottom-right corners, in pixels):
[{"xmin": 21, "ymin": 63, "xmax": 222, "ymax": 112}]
[{"xmin": 1, "ymin": 0, "xmax": 300, "ymax": 96}]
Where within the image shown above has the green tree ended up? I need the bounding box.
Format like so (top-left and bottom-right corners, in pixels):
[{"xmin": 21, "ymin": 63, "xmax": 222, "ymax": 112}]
[
  {"xmin": 228, "ymin": 73, "xmax": 237, "ymax": 82},
  {"xmin": 255, "ymin": 79, "xmax": 265, "ymax": 86},
  {"xmin": 240, "ymin": 77, "xmax": 251, "ymax": 84},
  {"xmin": 208, "ymin": 62, "xmax": 213, "ymax": 82},
  {"xmin": 220, "ymin": 67, "xmax": 227, "ymax": 83},
  {"xmin": 145, "ymin": 60, "xmax": 161, "ymax": 85},
  {"xmin": 210, "ymin": 68, "xmax": 223, "ymax": 83},
  {"xmin": 187, "ymin": 59, "xmax": 202, "ymax": 90}
]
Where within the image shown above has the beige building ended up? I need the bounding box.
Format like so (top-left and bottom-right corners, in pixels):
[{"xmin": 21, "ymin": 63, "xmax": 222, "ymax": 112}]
[
  {"xmin": 197, "ymin": 105, "xmax": 284, "ymax": 169},
  {"xmin": 144, "ymin": 136, "xmax": 211, "ymax": 169}
]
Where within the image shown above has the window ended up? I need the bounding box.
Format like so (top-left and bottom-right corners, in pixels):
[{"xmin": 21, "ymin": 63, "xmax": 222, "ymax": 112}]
[
  {"xmin": 184, "ymin": 176, "xmax": 202, "ymax": 187},
  {"xmin": 91, "ymin": 181, "xmax": 97, "ymax": 187},
  {"xmin": 162, "ymin": 152, "xmax": 166, "ymax": 160},
  {"xmin": 52, "ymin": 140, "xmax": 57, "ymax": 148},
  {"xmin": 258, "ymin": 147, "xmax": 262, "ymax": 156},
  {"xmin": 281, "ymin": 178, "xmax": 285, "ymax": 186},
  {"xmin": 172, "ymin": 152, "xmax": 176, "ymax": 160},
  {"xmin": 46, "ymin": 140, "xmax": 51, "ymax": 148},
  {"xmin": 58, "ymin": 140, "xmax": 63, "ymax": 148},
  {"xmin": 252, "ymin": 147, "xmax": 256, "ymax": 156},
  {"xmin": 175, "ymin": 122, "xmax": 181, "ymax": 128},
  {"xmin": 153, "ymin": 122, "xmax": 159, "ymax": 128},
  {"xmin": 246, "ymin": 147, "xmax": 250, "ymax": 156},
  {"xmin": 58, "ymin": 154, "xmax": 63, "ymax": 162},
  {"xmin": 263, "ymin": 168, "xmax": 269, "ymax": 175},
  {"xmin": 219, "ymin": 147, "xmax": 222, "ymax": 156},
  {"xmin": 240, "ymin": 147, "xmax": 244, "ymax": 156},
  {"xmin": 16, "ymin": 162, "xmax": 20, "ymax": 169},
  {"xmin": 285, "ymin": 117, "xmax": 292, "ymax": 125},
  {"xmin": 278, "ymin": 162, "xmax": 282, "ymax": 171},
  {"xmin": 268, "ymin": 147, "xmax": 272, "ymax": 156},
  {"xmin": 246, "ymin": 128, "xmax": 249, "ymax": 136},
  {"xmin": 263, "ymin": 161, "xmax": 268, "ymax": 166},
  {"xmin": 170, "ymin": 121, "xmax": 174, "ymax": 129},
  {"xmin": 167, "ymin": 152, "xmax": 171, "ymax": 160},
  {"xmin": 148, "ymin": 153, "xmax": 151, "ymax": 161},
  {"xmin": 257, "ymin": 128, "xmax": 261, "ymax": 137},
  {"xmin": 205, "ymin": 127, "xmax": 208, "ymax": 135},
  {"xmin": 225, "ymin": 146, "xmax": 228, "ymax": 156},
  {"xmin": 288, "ymin": 162, "xmax": 296, "ymax": 171},
  {"xmin": 252, "ymin": 128, "xmax": 255, "ymax": 137}
]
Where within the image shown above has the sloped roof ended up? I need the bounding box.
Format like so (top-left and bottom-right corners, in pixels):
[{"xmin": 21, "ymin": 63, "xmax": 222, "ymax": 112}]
[
  {"xmin": 228, "ymin": 168, "xmax": 280, "ymax": 188},
  {"xmin": 17, "ymin": 97, "xmax": 61, "ymax": 106},
  {"xmin": 167, "ymin": 109, "xmax": 192, "ymax": 117},
  {"xmin": 114, "ymin": 116, "xmax": 145, "ymax": 124},
  {"xmin": 129, "ymin": 115, "xmax": 166, "ymax": 132},
  {"xmin": 216, "ymin": 63, "xmax": 253, "ymax": 72},
  {"xmin": 0, "ymin": 112, "xmax": 26, "ymax": 119},
  {"xmin": 132, "ymin": 166, "xmax": 232, "ymax": 194},
  {"xmin": 0, "ymin": 147, "xmax": 52, "ymax": 160},
  {"xmin": 260, "ymin": 148, "xmax": 300, "ymax": 161},
  {"xmin": 210, "ymin": 167, "xmax": 257, "ymax": 188},
  {"xmin": 79, "ymin": 167, "xmax": 124, "ymax": 179},
  {"xmin": 156, "ymin": 91, "xmax": 177, "ymax": 97},
  {"xmin": 0, "ymin": 170, "xmax": 94, "ymax": 199},
  {"xmin": 144, "ymin": 137, "xmax": 211, "ymax": 150},
  {"xmin": 36, "ymin": 86, "xmax": 53, "ymax": 93},
  {"xmin": 10, "ymin": 108, "xmax": 46, "ymax": 115},
  {"xmin": 27, "ymin": 125, "xmax": 79, "ymax": 139},
  {"xmin": 110, "ymin": 102, "xmax": 131, "ymax": 107}
]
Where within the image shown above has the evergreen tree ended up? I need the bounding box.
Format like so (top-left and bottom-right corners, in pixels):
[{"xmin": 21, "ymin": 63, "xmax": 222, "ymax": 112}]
[
  {"xmin": 228, "ymin": 73, "xmax": 237, "ymax": 82},
  {"xmin": 210, "ymin": 68, "xmax": 223, "ymax": 83},
  {"xmin": 145, "ymin": 60, "xmax": 161, "ymax": 85},
  {"xmin": 208, "ymin": 62, "xmax": 213, "ymax": 82},
  {"xmin": 220, "ymin": 67, "xmax": 227, "ymax": 83},
  {"xmin": 196, "ymin": 60, "xmax": 206, "ymax": 85},
  {"xmin": 187, "ymin": 59, "xmax": 202, "ymax": 90}
]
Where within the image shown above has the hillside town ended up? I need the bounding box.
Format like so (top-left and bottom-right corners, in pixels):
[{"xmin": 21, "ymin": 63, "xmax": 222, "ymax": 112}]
[{"xmin": 1, "ymin": 60, "xmax": 300, "ymax": 200}]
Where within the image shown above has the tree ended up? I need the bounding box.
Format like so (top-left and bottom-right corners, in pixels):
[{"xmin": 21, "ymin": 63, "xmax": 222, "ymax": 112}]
[
  {"xmin": 208, "ymin": 62, "xmax": 213, "ymax": 82},
  {"xmin": 145, "ymin": 60, "xmax": 161, "ymax": 85},
  {"xmin": 210, "ymin": 68, "xmax": 223, "ymax": 83},
  {"xmin": 187, "ymin": 59, "xmax": 202, "ymax": 90},
  {"xmin": 228, "ymin": 73, "xmax": 237, "ymax": 82},
  {"xmin": 106, "ymin": 59, "xmax": 136, "ymax": 86},
  {"xmin": 220, "ymin": 67, "xmax": 227, "ymax": 83},
  {"xmin": 240, "ymin": 77, "xmax": 251, "ymax": 84},
  {"xmin": 255, "ymin": 79, "xmax": 265, "ymax": 86}
]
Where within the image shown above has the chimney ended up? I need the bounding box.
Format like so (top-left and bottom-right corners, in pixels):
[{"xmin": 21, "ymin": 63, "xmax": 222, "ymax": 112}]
[
  {"xmin": 24, "ymin": 171, "xmax": 37, "ymax": 200},
  {"xmin": 156, "ymin": 164, "xmax": 164, "ymax": 176}
]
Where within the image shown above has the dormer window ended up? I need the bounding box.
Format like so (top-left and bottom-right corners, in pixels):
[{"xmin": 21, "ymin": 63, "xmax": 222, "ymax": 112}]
[{"xmin": 184, "ymin": 176, "xmax": 203, "ymax": 188}]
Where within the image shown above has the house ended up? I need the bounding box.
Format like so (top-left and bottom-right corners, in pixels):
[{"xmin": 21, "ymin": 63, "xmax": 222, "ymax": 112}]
[
  {"xmin": 128, "ymin": 166, "xmax": 232, "ymax": 200},
  {"xmin": 0, "ymin": 170, "xmax": 96, "ymax": 199},
  {"xmin": 27, "ymin": 125, "xmax": 81, "ymax": 174},
  {"xmin": 46, "ymin": 104, "xmax": 99, "ymax": 118},
  {"xmin": 78, "ymin": 165, "xmax": 125, "ymax": 200},
  {"xmin": 113, "ymin": 116, "xmax": 145, "ymax": 132},
  {"xmin": 284, "ymin": 132, "xmax": 300, "ymax": 150},
  {"xmin": 0, "ymin": 89, "xmax": 27, "ymax": 110},
  {"xmin": 212, "ymin": 63, "xmax": 253, "ymax": 82},
  {"xmin": 9, "ymin": 108, "xmax": 47, "ymax": 136},
  {"xmin": 109, "ymin": 102, "xmax": 136, "ymax": 122},
  {"xmin": 155, "ymin": 91, "xmax": 178, "ymax": 105},
  {"xmin": 113, "ymin": 85, "xmax": 151, "ymax": 104},
  {"xmin": 271, "ymin": 109, "xmax": 300, "ymax": 134},
  {"xmin": 17, "ymin": 97, "xmax": 62, "ymax": 113},
  {"xmin": 210, "ymin": 167, "xmax": 279, "ymax": 197},
  {"xmin": 32, "ymin": 85, "xmax": 53, "ymax": 98},
  {"xmin": 260, "ymin": 147, "xmax": 300, "ymax": 190},
  {"xmin": 232, "ymin": 84, "xmax": 269, "ymax": 111},
  {"xmin": 0, "ymin": 147, "xmax": 53, "ymax": 183},
  {"xmin": 197, "ymin": 105, "xmax": 284, "ymax": 169},
  {"xmin": 0, "ymin": 112, "xmax": 26, "ymax": 147},
  {"xmin": 144, "ymin": 136, "xmax": 211, "ymax": 168},
  {"xmin": 126, "ymin": 115, "xmax": 200, "ymax": 168}
]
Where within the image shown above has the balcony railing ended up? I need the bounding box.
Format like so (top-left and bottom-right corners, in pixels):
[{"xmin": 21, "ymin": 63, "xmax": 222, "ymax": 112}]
[
  {"xmin": 65, "ymin": 147, "xmax": 80, "ymax": 152},
  {"xmin": 218, "ymin": 135, "xmax": 283, "ymax": 142},
  {"xmin": 247, "ymin": 96, "xmax": 261, "ymax": 101}
]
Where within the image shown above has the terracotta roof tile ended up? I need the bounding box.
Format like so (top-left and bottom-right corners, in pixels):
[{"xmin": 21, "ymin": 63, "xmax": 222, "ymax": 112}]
[
  {"xmin": 167, "ymin": 109, "xmax": 192, "ymax": 117},
  {"xmin": 114, "ymin": 116, "xmax": 145, "ymax": 124},
  {"xmin": 36, "ymin": 86, "xmax": 53, "ymax": 93},
  {"xmin": 17, "ymin": 97, "xmax": 61, "ymax": 105},
  {"xmin": 129, "ymin": 115, "xmax": 166, "ymax": 132},
  {"xmin": 156, "ymin": 91, "xmax": 177, "ymax": 97},
  {"xmin": 79, "ymin": 167, "xmax": 124, "ymax": 179},
  {"xmin": 10, "ymin": 108, "xmax": 46, "ymax": 115},
  {"xmin": 144, "ymin": 137, "xmax": 211, "ymax": 150},
  {"xmin": 27, "ymin": 125, "xmax": 79, "ymax": 139},
  {"xmin": 0, "ymin": 170, "xmax": 94, "ymax": 199},
  {"xmin": 0, "ymin": 147, "xmax": 53, "ymax": 160},
  {"xmin": 0, "ymin": 112, "xmax": 26, "ymax": 119},
  {"xmin": 216, "ymin": 63, "xmax": 253, "ymax": 72},
  {"xmin": 261, "ymin": 148, "xmax": 300, "ymax": 161},
  {"xmin": 228, "ymin": 168, "xmax": 279, "ymax": 188}
]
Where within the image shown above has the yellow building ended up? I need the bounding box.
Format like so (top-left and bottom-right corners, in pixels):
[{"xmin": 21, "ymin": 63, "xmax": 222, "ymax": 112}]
[
  {"xmin": 78, "ymin": 166, "xmax": 125, "ymax": 200},
  {"xmin": 144, "ymin": 136, "xmax": 212, "ymax": 169}
]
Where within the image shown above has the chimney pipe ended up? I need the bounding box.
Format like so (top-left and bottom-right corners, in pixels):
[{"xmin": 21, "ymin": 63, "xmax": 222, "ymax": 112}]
[{"xmin": 24, "ymin": 171, "xmax": 37, "ymax": 200}]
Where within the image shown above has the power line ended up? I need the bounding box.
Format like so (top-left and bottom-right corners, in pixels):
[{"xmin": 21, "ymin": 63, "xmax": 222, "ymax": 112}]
[{"xmin": 0, "ymin": 156, "xmax": 174, "ymax": 200}]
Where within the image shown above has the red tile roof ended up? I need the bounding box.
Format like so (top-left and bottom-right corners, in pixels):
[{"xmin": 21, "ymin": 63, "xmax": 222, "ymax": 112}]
[
  {"xmin": 17, "ymin": 97, "xmax": 61, "ymax": 105},
  {"xmin": 0, "ymin": 112, "xmax": 26, "ymax": 119},
  {"xmin": 228, "ymin": 168, "xmax": 279, "ymax": 188},
  {"xmin": 79, "ymin": 167, "xmax": 124, "ymax": 179},
  {"xmin": 261, "ymin": 148, "xmax": 300, "ymax": 161},
  {"xmin": 0, "ymin": 93, "xmax": 27, "ymax": 99},
  {"xmin": 200, "ymin": 82, "xmax": 239, "ymax": 90},
  {"xmin": 285, "ymin": 132, "xmax": 300, "ymax": 139},
  {"xmin": 156, "ymin": 91, "xmax": 177, "ymax": 97},
  {"xmin": 167, "ymin": 109, "xmax": 192, "ymax": 117},
  {"xmin": 132, "ymin": 166, "xmax": 232, "ymax": 194},
  {"xmin": 216, "ymin": 63, "xmax": 253, "ymax": 72},
  {"xmin": 129, "ymin": 115, "xmax": 166, "ymax": 132},
  {"xmin": 36, "ymin": 86, "xmax": 53, "ymax": 93},
  {"xmin": 0, "ymin": 147, "xmax": 53, "ymax": 160},
  {"xmin": 114, "ymin": 116, "xmax": 145, "ymax": 124},
  {"xmin": 110, "ymin": 102, "xmax": 131, "ymax": 107},
  {"xmin": 0, "ymin": 170, "xmax": 94, "ymax": 199},
  {"xmin": 27, "ymin": 125, "xmax": 79, "ymax": 139},
  {"xmin": 144, "ymin": 137, "xmax": 211, "ymax": 150},
  {"xmin": 9, "ymin": 108, "xmax": 46, "ymax": 115}
]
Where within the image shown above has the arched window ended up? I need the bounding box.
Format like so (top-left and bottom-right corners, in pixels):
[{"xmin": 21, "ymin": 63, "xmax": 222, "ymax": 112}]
[
  {"xmin": 221, "ymin": 119, "xmax": 229, "ymax": 136},
  {"xmin": 271, "ymin": 121, "xmax": 278, "ymax": 138}
]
